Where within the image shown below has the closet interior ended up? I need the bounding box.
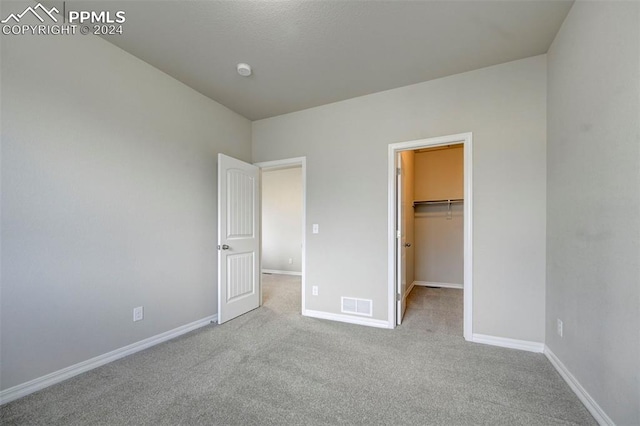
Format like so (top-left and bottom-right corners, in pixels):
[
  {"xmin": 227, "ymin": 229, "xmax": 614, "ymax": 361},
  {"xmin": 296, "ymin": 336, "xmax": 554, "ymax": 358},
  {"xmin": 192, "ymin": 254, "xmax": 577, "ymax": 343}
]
[{"xmin": 402, "ymin": 143, "xmax": 464, "ymax": 330}]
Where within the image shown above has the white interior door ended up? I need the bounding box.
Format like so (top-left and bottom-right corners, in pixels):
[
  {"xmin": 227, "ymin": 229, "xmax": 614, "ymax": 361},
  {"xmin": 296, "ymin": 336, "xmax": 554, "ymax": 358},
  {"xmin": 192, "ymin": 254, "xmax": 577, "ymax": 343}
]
[
  {"xmin": 217, "ymin": 154, "xmax": 260, "ymax": 324},
  {"xmin": 397, "ymin": 154, "xmax": 407, "ymax": 324}
]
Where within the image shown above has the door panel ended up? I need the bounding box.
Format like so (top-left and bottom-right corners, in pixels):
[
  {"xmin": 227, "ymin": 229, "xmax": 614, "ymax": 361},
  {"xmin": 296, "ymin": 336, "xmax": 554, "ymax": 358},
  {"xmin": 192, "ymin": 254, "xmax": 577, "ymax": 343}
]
[
  {"xmin": 218, "ymin": 154, "xmax": 260, "ymax": 324},
  {"xmin": 226, "ymin": 252, "xmax": 255, "ymax": 301},
  {"xmin": 397, "ymin": 154, "xmax": 407, "ymax": 324}
]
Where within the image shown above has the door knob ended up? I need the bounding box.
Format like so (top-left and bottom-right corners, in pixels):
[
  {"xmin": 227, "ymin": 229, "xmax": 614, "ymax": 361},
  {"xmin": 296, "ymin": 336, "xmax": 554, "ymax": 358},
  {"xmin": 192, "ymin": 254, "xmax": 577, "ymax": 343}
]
[
  {"xmin": 404, "ymin": 243, "xmax": 412, "ymax": 247},
  {"xmin": 218, "ymin": 244, "xmax": 230, "ymax": 250}
]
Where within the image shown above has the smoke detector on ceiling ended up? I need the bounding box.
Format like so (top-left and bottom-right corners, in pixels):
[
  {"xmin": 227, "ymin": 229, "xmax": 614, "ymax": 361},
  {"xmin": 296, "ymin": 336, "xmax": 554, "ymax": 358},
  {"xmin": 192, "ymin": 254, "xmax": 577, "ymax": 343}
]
[{"xmin": 237, "ymin": 63, "xmax": 252, "ymax": 77}]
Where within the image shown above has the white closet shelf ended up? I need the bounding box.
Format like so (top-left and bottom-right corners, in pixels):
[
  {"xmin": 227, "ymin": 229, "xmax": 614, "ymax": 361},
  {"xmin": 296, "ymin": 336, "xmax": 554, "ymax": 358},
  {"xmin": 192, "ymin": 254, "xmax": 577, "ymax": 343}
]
[{"xmin": 413, "ymin": 198, "xmax": 463, "ymax": 207}]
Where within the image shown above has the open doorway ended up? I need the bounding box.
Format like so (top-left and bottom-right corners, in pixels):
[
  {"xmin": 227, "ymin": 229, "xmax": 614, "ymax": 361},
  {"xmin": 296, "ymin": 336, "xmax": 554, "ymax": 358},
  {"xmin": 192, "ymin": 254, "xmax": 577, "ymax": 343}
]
[
  {"xmin": 388, "ymin": 134, "xmax": 473, "ymax": 340},
  {"xmin": 255, "ymin": 157, "xmax": 307, "ymax": 315},
  {"xmin": 401, "ymin": 144, "xmax": 464, "ymax": 335}
]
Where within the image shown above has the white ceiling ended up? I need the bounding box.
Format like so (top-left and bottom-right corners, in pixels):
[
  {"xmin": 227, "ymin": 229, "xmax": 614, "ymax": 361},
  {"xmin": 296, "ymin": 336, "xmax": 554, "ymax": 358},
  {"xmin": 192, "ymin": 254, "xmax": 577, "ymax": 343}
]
[{"xmin": 82, "ymin": 1, "xmax": 572, "ymax": 120}]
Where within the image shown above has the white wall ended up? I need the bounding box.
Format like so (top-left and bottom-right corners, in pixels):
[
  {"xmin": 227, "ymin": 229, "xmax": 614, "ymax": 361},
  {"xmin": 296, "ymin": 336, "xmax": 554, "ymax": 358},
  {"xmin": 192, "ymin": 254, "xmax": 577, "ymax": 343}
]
[
  {"xmin": 546, "ymin": 1, "xmax": 640, "ymax": 424},
  {"xmin": 0, "ymin": 33, "xmax": 251, "ymax": 391},
  {"xmin": 252, "ymin": 55, "xmax": 547, "ymax": 342},
  {"xmin": 261, "ymin": 167, "xmax": 303, "ymax": 273}
]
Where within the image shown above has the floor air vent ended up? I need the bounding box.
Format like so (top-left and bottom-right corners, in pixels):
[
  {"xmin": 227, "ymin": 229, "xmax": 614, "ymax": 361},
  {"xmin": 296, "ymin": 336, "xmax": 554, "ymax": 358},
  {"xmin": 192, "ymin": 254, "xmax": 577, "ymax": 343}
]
[{"xmin": 341, "ymin": 297, "xmax": 373, "ymax": 317}]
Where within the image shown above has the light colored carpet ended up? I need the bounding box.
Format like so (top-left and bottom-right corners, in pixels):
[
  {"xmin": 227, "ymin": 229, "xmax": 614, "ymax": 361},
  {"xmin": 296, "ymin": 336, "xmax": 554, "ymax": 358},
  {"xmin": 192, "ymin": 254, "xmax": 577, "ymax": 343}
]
[
  {"xmin": 403, "ymin": 285, "xmax": 463, "ymax": 335},
  {"xmin": 1, "ymin": 275, "xmax": 595, "ymax": 425}
]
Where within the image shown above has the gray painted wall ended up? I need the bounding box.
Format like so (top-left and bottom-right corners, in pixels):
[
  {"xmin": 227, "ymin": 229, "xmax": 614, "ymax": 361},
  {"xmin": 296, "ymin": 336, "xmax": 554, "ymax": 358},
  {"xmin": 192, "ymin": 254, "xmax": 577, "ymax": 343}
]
[
  {"xmin": 252, "ymin": 55, "xmax": 547, "ymax": 342},
  {"xmin": 546, "ymin": 1, "xmax": 640, "ymax": 424},
  {"xmin": 0, "ymin": 34, "xmax": 251, "ymax": 390},
  {"xmin": 261, "ymin": 167, "xmax": 303, "ymax": 273}
]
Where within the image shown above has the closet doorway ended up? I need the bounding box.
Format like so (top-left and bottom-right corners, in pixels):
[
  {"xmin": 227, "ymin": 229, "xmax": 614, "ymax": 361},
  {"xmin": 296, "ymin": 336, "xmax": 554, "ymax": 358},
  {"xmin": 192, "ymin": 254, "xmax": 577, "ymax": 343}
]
[{"xmin": 388, "ymin": 133, "xmax": 473, "ymax": 340}]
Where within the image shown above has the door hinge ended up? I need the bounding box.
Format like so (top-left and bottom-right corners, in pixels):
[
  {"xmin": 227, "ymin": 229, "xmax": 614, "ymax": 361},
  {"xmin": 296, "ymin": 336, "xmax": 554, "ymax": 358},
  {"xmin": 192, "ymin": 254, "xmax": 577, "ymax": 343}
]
[
  {"xmin": 396, "ymin": 167, "xmax": 401, "ymax": 175},
  {"xmin": 396, "ymin": 293, "xmax": 402, "ymax": 301},
  {"xmin": 396, "ymin": 230, "xmax": 401, "ymax": 238}
]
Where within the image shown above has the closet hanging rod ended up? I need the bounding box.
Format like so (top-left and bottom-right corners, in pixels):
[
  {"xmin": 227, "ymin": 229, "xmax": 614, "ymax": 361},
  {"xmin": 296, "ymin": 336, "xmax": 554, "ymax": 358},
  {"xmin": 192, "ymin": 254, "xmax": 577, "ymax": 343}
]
[{"xmin": 413, "ymin": 198, "xmax": 464, "ymax": 207}]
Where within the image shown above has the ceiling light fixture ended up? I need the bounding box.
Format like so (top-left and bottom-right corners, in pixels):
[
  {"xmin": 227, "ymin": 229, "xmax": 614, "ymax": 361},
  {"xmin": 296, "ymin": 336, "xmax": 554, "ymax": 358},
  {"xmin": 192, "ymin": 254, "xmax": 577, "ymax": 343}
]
[{"xmin": 237, "ymin": 63, "xmax": 252, "ymax": 77}]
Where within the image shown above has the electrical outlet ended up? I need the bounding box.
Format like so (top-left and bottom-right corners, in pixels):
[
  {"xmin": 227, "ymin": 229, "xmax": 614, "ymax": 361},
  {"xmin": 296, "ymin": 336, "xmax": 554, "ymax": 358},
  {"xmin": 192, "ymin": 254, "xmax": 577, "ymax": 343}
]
[
  {"xmin": 557, "ymin": 319, "xmax": 563, "ymax": 337},
  {"xmin": 312, "ymin": 224, "xmax": 319, "ymax": 234},
  {"xmin": 312, "ymin": 286, "xmax": 318, "ymax": 296},
  {"xmin": 133, "ymin": 306, "xmax": 144, "ymax": 322},
  {"xmin": 288, "ymin": 258, "xmax": 293, "ymax": 264}
]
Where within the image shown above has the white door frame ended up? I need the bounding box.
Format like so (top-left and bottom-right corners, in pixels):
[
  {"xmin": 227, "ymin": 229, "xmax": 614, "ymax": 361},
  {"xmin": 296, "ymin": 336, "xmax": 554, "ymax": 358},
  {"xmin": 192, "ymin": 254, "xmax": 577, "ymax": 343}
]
[
  {"xmin": 254, "ymin": 157, "xmax": 307, "ymax": 313},
  {"xmin": 388, "ymin": 133, "xmax": 473, "ymax": 340}
]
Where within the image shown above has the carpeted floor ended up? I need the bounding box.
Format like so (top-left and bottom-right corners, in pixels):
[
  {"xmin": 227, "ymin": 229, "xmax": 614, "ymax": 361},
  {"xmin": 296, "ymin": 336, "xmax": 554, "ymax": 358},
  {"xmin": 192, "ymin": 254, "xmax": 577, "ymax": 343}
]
[
  {"xmin": 1, "ymin": 274, "xmax": 595, "ymax": 425},
  {"xmin": 403, "ymin": 285, "xmax": 463, "ymax": 335}
]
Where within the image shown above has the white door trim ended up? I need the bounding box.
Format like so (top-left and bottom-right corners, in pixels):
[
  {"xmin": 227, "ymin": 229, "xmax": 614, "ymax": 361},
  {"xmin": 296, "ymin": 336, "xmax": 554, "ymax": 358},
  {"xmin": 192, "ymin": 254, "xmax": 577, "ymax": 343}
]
[
  {"xmin": 388, "ymin": 133, "xmax": 473, "ymax": 340},
  {"xmin": 254, "ymin": 157, "xmax": 307, "ymax": 314}
]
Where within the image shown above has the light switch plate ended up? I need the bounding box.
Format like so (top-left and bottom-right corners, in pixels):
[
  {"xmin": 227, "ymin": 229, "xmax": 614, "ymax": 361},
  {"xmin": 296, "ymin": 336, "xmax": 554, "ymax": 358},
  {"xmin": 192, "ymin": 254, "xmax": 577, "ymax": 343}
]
[{"xmin": 133, "ymin": 306, "xmax": 144, "ymax": 322}]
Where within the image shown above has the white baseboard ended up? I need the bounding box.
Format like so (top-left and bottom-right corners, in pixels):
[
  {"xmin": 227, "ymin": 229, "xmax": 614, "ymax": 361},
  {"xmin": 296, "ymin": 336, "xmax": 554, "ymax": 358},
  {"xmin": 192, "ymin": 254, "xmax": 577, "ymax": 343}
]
[
  {"xmin": 544, "ymin": 346, "xmax": 613, "ymax": 426},
  {"xmin": 406, "ymin": 281, "xmax": 416, "ymax": 297},
  {"xmin": 303, "ymin": 309, "xmax": 392, "ymax": 329},
  {"xmin": 0, "ymin": 315, "xmax": 217, "ymax": 405},
  {"xmin": 262, "ymin": 269, "xmax": 302, "ymax": 276},
  {"xmin": 414, "ymin": 281, "xmax": 463, "ymax": 290},
  {"xmin": 472, "ymin": 333, "xmax": 544, "ymax": 353}
]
